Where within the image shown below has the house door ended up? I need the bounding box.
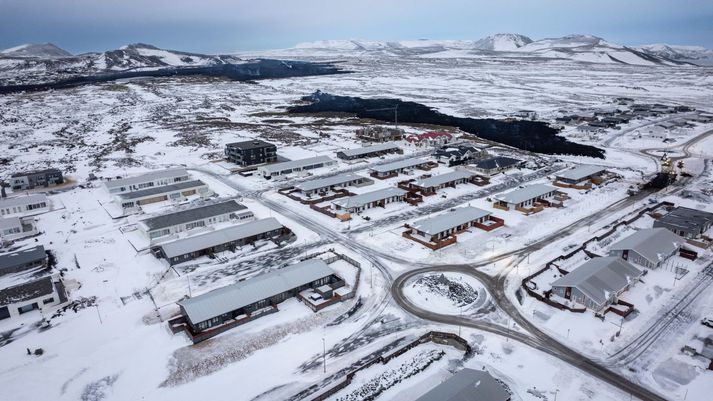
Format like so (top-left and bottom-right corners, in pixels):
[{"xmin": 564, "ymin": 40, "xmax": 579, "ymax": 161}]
[
  {"xmin": 565, "ymin": 287, "xmax": 572, "ymax": 300},
  {"xmin": 622, "ymin": 250, "xmax": 629, "ymax": 260}
]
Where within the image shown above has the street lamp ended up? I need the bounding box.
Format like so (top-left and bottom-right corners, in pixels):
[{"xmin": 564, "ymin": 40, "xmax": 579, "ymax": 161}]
[{"xmin": 322, "ymin": 338, "xmax": 326, "ymax": 373}]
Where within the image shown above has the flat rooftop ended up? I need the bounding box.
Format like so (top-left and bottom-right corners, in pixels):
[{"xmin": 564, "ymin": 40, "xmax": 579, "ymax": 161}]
[
  {"xmin": 10, "ymin": 168, "xmax": 61, "ymax": 178},
  {"xmin": 103, "ymin": 168, "xmax": 189, "ymax": 190},
  {"xmin": 225, "ymin": 139, "xmax": 275, "ymax": 150}
]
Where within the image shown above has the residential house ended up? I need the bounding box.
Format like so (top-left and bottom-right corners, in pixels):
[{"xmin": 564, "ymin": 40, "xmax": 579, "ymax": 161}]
[
  {"xmin": 0, "ymin": 274, "xmax": 67, "ymax": 321},
  {"xmin": 294, "ymin": 173, "xmax": 369, "ymax": 197},
  {"xmin": 653, "ymin": 207, "xmax": 713, "ymax": 240},
  {"xmin": 408, "ymin": 170, "xmax": 474, "ymax": 196},
  {"xmin": 256, "ymin": 156, "xmax": 336, "ymax": 179},
  {"xmin": 0, "ymin": 194, "xmax": 50, "ymax": 217},
  {"xmin": 493, "ymin": 184, "xmax": 563, "ymax": 212},
  {"xmin": 10, "ymin": 169, "xmax": 64, "ymax": 190},
  {"xmin": 115, "ymin": 180, "xmax": 212, "ymax": 211},
  {"xmin": 224, "ymin": 140, "xmax": 277, "ymax": 167},
  {"xmin": 472, "ymin": 156, "xmax": 522, "ymax": 176},
  {"xmin": 103, "ymin": 168, "xmax": 191, "ymax": 195},
  {"xmin": 551, "ymin": 256, "xmax": 643, "ymax": 312},
  {"xmin": 332, "ymin": 187, "xmax": 407, "ymax": 213},
  {"xmin": 355, "ymin": 126, "xmax": 404, "ymax": 142},
  {"xmin": 414, "ymin": 368, "xmax": 511, "ymax": 401},
  {"xmin": 608, "ymin": 228, "xmax": 684, "ymax": 269},
  {"xmin": 404, "ymin": 207, "xmax": 503, "ymax": 250},
  {"xmin": 0, "ymin": 217, "xmax": 37, "ymax": 243},
  {"xmin": 554, "ymin": 165, "xmax": 607, "ymax": 188},
  {"xmin": 336, "ymin": 142, "xmax": 402, "ymax": 160},
  {"xmin": 0, "ymin": 246, "xmax": 48, "ymax": 276},
  {"xmin": 433, "ymin": 144, "xmax": 487, "ymax": 166},
  {"xmin": 405, "ymin": 132, "xmax": 453, "ymax": 147},
  {"xmin": 369, "ymin": 158, "xmax": 432, "ymax": 179}
]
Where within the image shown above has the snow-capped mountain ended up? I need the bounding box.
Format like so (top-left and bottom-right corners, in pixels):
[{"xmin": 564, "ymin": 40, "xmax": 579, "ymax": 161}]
[
  {"xmin": 1, "ymin": 43, "xmax": 72, "ymax": 58},
  {"xmin": 636, "ymin": 44, "xmax": 713, "ymax": 65},
  {"xmin": 0, "ymin": 43, "xmax": 247, "ymax": 85},
  {"xmin": 472, "ymin": 33, "xmax": 533, "ymax": 51}
]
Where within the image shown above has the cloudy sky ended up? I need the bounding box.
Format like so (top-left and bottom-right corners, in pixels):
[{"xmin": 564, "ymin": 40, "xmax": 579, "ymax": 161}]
[{"xmin": 1, "ymin": 0, "xmax": 712, "ymax": 54}]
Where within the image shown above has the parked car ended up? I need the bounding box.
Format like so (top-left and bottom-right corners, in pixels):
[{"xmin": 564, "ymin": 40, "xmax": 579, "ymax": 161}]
[{"xmin": 702, "ymin": 318, "xmax": 713, "ymax": 328}]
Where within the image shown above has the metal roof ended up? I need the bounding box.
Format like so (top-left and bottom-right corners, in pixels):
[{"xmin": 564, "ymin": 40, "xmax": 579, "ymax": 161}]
[
  {"xmin": 161, "ymin": 218, "xmax": 284, "ymax": 259},
  {"xmin": 411, "ymin": 207, "xmax": 491, "ymax": 236},
  {"xmin": 140, "ymin": 200, "xmax": 247, "ymax": 231},
  {"xmin": 0, "ymin": 275, "xmax": 54, "ymax": 305},
  {"xmin": 609, "ymin": 228, "xmax": 684, "ymax": 264},
  {"xmin": 551, "ymin": 256, "xmax": 642, "ymax": 308},
  {"xmin": 0, "ymin": 194, "xmax": 48, "ymax": 209},
  {"xmin": 103, "ymin": 168, "xmax": 189, "ymax": 189},
  {"xmin": 414, "ymin": 369, "xmax": 510, "ymax": 401},
  {"xmin": 294, "ymin": 173, "xmax": 364, "ymax": 192},
  {"xmin": 411, "ymin": 170, "xmax": 473, "ymax": 189},
  {"xmin": 178, "ymin": 259, "xmax": 336, "ymax": 323},
  {"xmin": 258, "ymin": 156, "xmax": 334, "ymax": 175},
  {"xmin": 655, "ymin": 207, "xmax": 713, "ymax": 234},
  {"xmin": 0, "ymin": 217, "xmax": 22, "ymax": 230},
  {"xmin": 332, "ymin": 187, "xmax": 406, "ymax": 209},
  {"xmin": 474, "ymin": 156, "xmax": 521, "ymax": 171},
  {"xmin": 337, "ymin": 142, "xmax": 400, "ymax": 158},
  {"xmin": 556, "ymin": 165, "xmax": 606, "ymax": 181},
  {"xmin": 370, "ymin": 158, "xmax": 428, "ymax": 173},
  {"xmin": 118, "ymin": 180, "xmax": 207, "ymax": 200},
  {"xmin": 0, "ymin": 246, "xmax": 46, "ymax": 273},
  {"xmin": 494, "ymin": 183, "xmax": 557, "ymax": 205}
]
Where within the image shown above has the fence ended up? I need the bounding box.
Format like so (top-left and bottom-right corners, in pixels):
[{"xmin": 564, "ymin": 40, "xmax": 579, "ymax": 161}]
[
  {"xmin": 300, "ymin": 249, "xmax": 362, "ymax": 302},
  {"xmin": 307, "ymin": 331, "xmax": 471, "ymax": 401}
]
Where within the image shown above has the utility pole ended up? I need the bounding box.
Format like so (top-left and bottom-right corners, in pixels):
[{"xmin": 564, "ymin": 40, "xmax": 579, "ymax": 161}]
[
  {"xmin": 370, "ymin": 263, "xmax": 373, "ymax": 289},
  {"xmin": 322, "ymin": 338, "xmax": 326, "ymax": 373},
  {"xmin": 95, "ymin": 304, "xmax": 103, "ymax": 324}
]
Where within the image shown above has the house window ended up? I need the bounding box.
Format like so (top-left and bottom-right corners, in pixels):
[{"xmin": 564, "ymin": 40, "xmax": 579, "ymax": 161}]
[{"xmin": 43, "ymin": 297, "xmax": 55, "ymax": 304}]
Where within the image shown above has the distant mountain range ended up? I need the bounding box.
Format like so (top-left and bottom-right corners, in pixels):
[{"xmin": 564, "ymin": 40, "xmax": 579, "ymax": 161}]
[{"xmin": 1, "ymin": 34, "xmax": 711, "ymax": 85}]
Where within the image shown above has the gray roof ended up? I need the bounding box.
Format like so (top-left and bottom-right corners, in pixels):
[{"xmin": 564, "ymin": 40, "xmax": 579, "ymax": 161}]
[
  {"xmin": 0, "ymin": 275, "xmax": 54, "ymax": 305},
  {"xmin": 655, "ymin": 207, "xmax": 713, "ymax": 234},
  {"xmin": 338, "ymin": 142, "xmax": 400, "ymax": 158},
  {"xmin": 179, "ymin": 259, "xmax": 336, "ymax": 323},
  {"xmin": 258, "ymin": 156, "xmax": 334, "ymax": 175},
  {"xmin": 474, "ymin": 156, "xmax": 521, "ymax": 171},
  {"xmin": 0, "ymin": 217, "xmax": 22, "ymax": 230},
  {"xmin": 0, "ymin": 246, "xmax": 46, "ymax": 273},
  {"xmin": 103, "ymin": 168, "xmax": 189, "ymax": 190},
  {"xmin": 370, "ymin": 158, "xmax": 429, "ymax": 173},
  {"xmin": 412, "ymin": 170, "xmax": 474, "ymax": 189},
  {"xmin": 494, "ymin": 184, "xmax": 557, "ymax": 205},
  {"xmin": 332, "ymin": 187, "xmax": 407, "ymax": 209},
  {"xmin": 118, "ymin": 180, "xmax": 207, "ymax": 200},
  {"xmin": 609, "ymin": 228, "xmax": 684, "ymax": 264},
  {"xmin": 415, "ymin": 369, "xmax": 510, "ymax": 401},
  {"xmin": 140, "ymin": 200, "xmax": 247, "ymax": 231},
  {"xmin": 551, "ymin": 256, "xmax": 643, "ymax": 308},
  {"xmin": 0, "ymin": 194, "xmax": 48, "ymax": 209},
  {"xmin": 556, "ymin": 165, "xmax": 606, "ymax": 181},
  {"xmin": 161, "ymin": 218, "xmax": 284, "ymax": 259},
  {"xmin": 411, "ymin": 207, "xmax": 491, "ymax": 236},
  {"xmin": 225, "ymin": 139, "xmax": 275, "ymax": 150},
  {"xmin": 295, "ymin": 173, "xmax": 364, "ymax": 192},
  {"xmin": 10, "ymin": 168, "xmax": 62, "ymax": 178}
]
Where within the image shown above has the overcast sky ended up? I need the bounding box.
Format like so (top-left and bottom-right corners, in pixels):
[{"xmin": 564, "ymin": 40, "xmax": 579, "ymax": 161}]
[{"xmin": 1, "ymin": 0, "xmax": 712, "ymax": 54}]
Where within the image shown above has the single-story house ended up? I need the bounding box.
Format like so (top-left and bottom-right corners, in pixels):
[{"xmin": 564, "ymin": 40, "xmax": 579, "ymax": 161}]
[
  {"xmin": 138, "ymin": 200, "xmax": 253, "ymax": 242},
  {"xmin": 433, "ymin": 144, "xmax": 487, "ymax": 166},
  {"xmin": 0, "ymin": 194, "xmax": 50, "ymax": 218},
  {"xmin": 551, "ymin": 256, "xmax": 643, "ymax": 311},
  {"xmin": 332, "ymin": 187, "xmax": 407, "ymax": 213},
  {"xmin": 256, "ymin": 156, "xmax": 336, "ymax": 179},
  {"xmin": 405, "ymin": 206, "xmax": 502, "ymax": 249},
  {"xmin": 294, "ymin": 173, "xmax": 369, "ymax": 197},
  {"xmin": 103, "ymin": 168, "xmax": 191, "ymax": 194},
  {"xmin": 493, "ymin": 184, "xmax": 561, "ymax": 211},
  {"xmin": 653, "ymin": 207, "xmax": 713, "ymax": 240},
  {"xmin": 0, "ymin": 273, "xmax": 67, "ymax": 321},
  {"xmin": 408, "ymin": 170, "xmax": 474, "ymax": 195},
  {"xmin": 415, "ymin": 368, "xmax": 511, "ymax": 401},
  {"xmin": 0, "ymin": 216, "xmax": 37, "ymax": 243},
  {"xmin": 405, "ymin": 132, "xmax": 453, "ymax": 147},
  {"xmin": 472, "ymin": 156, "xmax": 522, "ymax": 176},
  {"xmin": 159, "ymin": 218, "xmax": 287, "ymax": 265},
  {"xmin": 555, "ymin": 165, "xmax": 607, "ymax": 186},
  {"xmin": 177, "ymin": 259, "xmax": 343, "ymax": 340},
  {"xmin": 608, "ymin": 227, "xmax": 684, "ymax": 269},
  {"xmin": 369, "ymin": 158, "xmax": 431, "ymax": 179},
  {"xmin": 336, "ymin": 142, "xmax": 402, "ymax": 160},
  {"xmin": 0, "ymin": 246, "xmax": 48, "ymax": 276},
  {"xmin": 10, "ymin": 169, "xmax": 64, "ymax": 190},
  {"xmin": 116, "ymin": 180, "xmax": 212, "ymax": 211}
]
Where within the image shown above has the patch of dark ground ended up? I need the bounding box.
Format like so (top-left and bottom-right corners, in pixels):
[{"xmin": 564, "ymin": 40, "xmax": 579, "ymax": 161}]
[
  {"xmin": 80, "ymin": 374, "xmax": 119, "ymax": 401},
  {"xmin": 413, "ymin": 274, "xmax": 478, "ymax": 306},
  {"xmin": 327, "ymin": 297, "xmax": 363, "ymax": 326},
  {"xmin": 288, "ymin": 91, "xmax": 604, "ymax": 158}
]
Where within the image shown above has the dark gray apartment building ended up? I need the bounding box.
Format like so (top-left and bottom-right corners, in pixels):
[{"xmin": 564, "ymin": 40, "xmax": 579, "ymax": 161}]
[
  {"xmin": 225, "ymin": 140, "xmax": 277, "ymax": 167},
  {"xmin": 10, "ymin": 169, "xmax": 64, "ymax": 190}
]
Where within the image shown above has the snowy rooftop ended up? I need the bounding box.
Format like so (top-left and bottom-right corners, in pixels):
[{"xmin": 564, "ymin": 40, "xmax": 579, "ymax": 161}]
[
  {"xmin": 103, "ymin": 168, "xmax": 189, "ymax": 189},
  {"xmin": 332, "ymin": 187, "xmax": 407, "ymax": 209},
  {"xmin": 493, "ymin": 183, "xmax": 557, "ymax": 205},
  {"xmin": 160, "ymin": 218, "xmax": 284, "ymax": 259},
  {"xmin": 370, "ymin": 158, "xmax": 428, "ymax": 173},
  {"xmin": 411, "ymin": 206, "xmax": 491, "ymax": 236},
  {"xmin": 337, "ymin": 142, "xmax": 400, "ymax": 157},
  {"xmin": 0, "ymin": 245, "xmax": 46, "ymax": 272},
  {"xmin": 0, "ymin": 194, "xmax": 48, "ymax": 208},
  {"xmin": 294, "ymin": 173, "xmax": 364, "ymax": 192},
  {"xmin": 414, "ymin": 368, "xmax": 510, "ymax": 401},
  {"xmin": 117, "ymin": 180, "xmax": 207, "ymax": 200},
  {"xmin": 140, "ymin": 200, "xmax": 246, "ymax": 231},
  {"xmin": 608, "ymin": 228, "xmax": 684, "ymax": 263},
  {"xmin": 655, "ymin": 207, "xmax": 713, "ymax": 234},
  {"xmin": 0, "ymin": 216, "xmax": 22, "ymax": 230},
  {"xmin": 411, "ymin": 170, "xmax": 473, "ymax": 188},
  {"xmin": 551, "ymin": 256, "xmax": 643, "ymax": 307},
  {"xmin": 0, "ymin": 275, "xmax": 54, "ymax": 305},
  {"xmin": 556, "ymin": 165, "xmax": 606, "ymax": 181},
  {"xmin": 258, "ymin": 156, "xmax": 334, "ymax": 174},
  {"xmin": 178, "ymin": 259, "xmax": 336, "ymax": 323},
  {"xmin": 473, "ymin": 156, "xmax": 521, "ymax": 170}
]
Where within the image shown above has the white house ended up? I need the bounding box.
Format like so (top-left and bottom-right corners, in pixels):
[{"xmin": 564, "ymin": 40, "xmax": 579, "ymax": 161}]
[
  {"xmin": 0, "ymin": 194, "xmax": 50, "ymax": 218},
  {"xmin": 103, "ymin": 168, "xmax": 191, "ymax": 194},
  {"xmin": 0, "ymin": 274, "xmax": 67, "ymax": 321}
]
